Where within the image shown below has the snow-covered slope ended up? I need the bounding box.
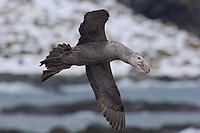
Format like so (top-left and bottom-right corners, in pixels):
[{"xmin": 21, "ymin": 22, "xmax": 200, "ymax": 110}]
[{"xmin": 0, "ymin": 0, "xmax": 200, "ymax": 78}]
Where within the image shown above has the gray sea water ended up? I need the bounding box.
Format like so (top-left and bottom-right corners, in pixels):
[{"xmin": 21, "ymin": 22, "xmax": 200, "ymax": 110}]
[{"xmin": 0, "ymin": 79, "xmax": 200, "ymax": 132}]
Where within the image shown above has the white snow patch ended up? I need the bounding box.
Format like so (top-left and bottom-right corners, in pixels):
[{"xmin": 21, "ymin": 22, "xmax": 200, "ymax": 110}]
[{"xmin": 0, "ymin": 0, "xmax": 200, "ymax": 78}]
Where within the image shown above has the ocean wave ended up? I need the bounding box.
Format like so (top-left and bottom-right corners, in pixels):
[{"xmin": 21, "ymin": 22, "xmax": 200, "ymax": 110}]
[
  {"xmin": 1, "ymin": 79, "xmax": 200, "ymax": 108},
  {"xmin": 179, "ymin": 127, "xmax": 200, "ymax": 133},
  {"xmin": 0, "ymin": 81, "xmax": 44, "ymax": 94},
  {"xmin": 117, "ymin": 78, "xmax": 200, "ymax": 90},
  {"xmin": 0, "ymin": 78, "xmax": 199, "ymax": 95},
  {"xmin": 1, "ymin": 111, "xmax": 200, "ymax": 133}
]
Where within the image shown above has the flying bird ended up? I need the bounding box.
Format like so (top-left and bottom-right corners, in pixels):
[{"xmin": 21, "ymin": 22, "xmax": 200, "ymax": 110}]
[{"xmin": 40, "ymin": 9, "xmax": 150, "ymax": 130}]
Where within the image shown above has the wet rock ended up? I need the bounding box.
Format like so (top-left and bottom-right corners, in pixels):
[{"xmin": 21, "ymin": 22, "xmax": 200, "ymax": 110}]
[
  {"xmin": 2, "ymin": 101, "xmax": 200, "ymax": 115},
  {"xmin": 49, "ymin": 127, "xmax": 69, "ymax": 133},
  {"xmin": 79, "ymin": 124, "xmax": 200, "ymax": 133},
  {"xmin": 1, "ymin": 101, "xmax": 99, "ymax": 115},
  {"xmin": 0, "ymin": 130, "xmax": 23, "ymax": 133},
  {"xmin": 124, "ymin": 102, "xmax": 200, "ymax": 112},
  {"xmin": 0, "ymin": 73, "xmax": 88, "ymax": 85}
]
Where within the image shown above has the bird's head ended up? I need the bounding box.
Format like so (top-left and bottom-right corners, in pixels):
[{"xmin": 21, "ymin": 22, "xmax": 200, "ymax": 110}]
[{"xmin": 130, "ymin": 53, "xmax": 150, "ymax": 73}]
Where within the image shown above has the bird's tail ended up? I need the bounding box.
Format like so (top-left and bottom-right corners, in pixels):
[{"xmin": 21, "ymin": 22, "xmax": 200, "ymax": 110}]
[{"xmin": 40, "ymin": 43, "xmax": 72, "ymax": 81}]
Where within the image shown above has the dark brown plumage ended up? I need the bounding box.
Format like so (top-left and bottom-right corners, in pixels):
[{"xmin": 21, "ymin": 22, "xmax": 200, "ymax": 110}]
[
  {"xmin": 77, "ymin": 9, "xmax": 109, "ymax": 45},
  {"xmin": 40, "ymin": 9, "xmax": 150, "ymax": 130}
]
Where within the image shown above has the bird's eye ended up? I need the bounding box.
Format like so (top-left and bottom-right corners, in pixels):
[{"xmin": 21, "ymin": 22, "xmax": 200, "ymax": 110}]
[{"xmin": 137, "ymin": 57, "xmax": 141, "ymax": 60}]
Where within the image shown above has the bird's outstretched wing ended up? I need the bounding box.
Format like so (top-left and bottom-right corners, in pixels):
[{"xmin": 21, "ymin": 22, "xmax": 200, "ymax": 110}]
[
  {"xmin": 77, "ymin": 9, "xmax": 109, "ymax": 45},
  {"xmin": 78, "ymin": 9, "xmax": 125, "ymax": 130},
  {"xmin": 86, "ymin": 63, "xmax": 125, "ymax": 130}
]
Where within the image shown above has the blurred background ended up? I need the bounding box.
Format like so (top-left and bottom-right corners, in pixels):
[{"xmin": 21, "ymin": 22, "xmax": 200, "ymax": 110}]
[{"xmin": 0, "ymin": 0, "xmax": 200, "ymax": 133}]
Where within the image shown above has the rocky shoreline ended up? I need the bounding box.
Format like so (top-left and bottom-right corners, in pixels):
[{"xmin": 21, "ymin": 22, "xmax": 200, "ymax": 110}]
[
  {"xmin": 0, "ymin": 73, "xmax": 199, "ymax": 86},
  {"xmin": 1, "ymin": 124, "xmax": 200, "ymax": 133},
  {"xmin": 76, "ymin": 124, "xmax": 200, "ymax": 133},
  {"xmin": 1, "ymin": 101, "xmax": 200, "ymax": 115}
]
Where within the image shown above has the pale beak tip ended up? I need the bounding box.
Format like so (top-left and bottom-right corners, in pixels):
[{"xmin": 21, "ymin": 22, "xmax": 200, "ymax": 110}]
[
  {"xmin": 146, "ymin": 68, "xmax": 150, "ymax": 73},
  {"xmin": 141, "ymin": 62, "xmax": 150, "ymax": 74}
]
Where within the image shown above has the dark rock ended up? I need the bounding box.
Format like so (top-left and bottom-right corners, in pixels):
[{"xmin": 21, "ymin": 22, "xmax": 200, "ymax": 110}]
[
  {"xmin": 2, "ymin": 101, "xmax": 200, "ymax": 115},
  {"xmin": 79, "ymin": 124, "xmax": 200, "ymax": 133},
  {"xmin": 48, "ymin": 124, "xmax": 200, "ymax": 133},
  {"xmin": 118, "ymin": 0, "xmax": 200, "ymax": 37},
  {"xmin": 0, "ymin": 73, "xmax": 89, "ymax": 92},
  {"xmin": 49, "ymin": 127, "xmax": 69, "ymax": 133},
  {"xmin": 0, "ymin": 73, "xmax": 88, "ymax": 85},
  {"xmin": 1, "ymin": 101, "xmax": 99, "ymax": 115},
  {"xmin": 0, "ymin": 74, "xmax": 199, "ymax": 90},
  {"xmin": 124, "ymin": 101, "xmax": 200, "ymax": 112},
  {"xmin": 0, "ymin": 130, "xmax": 23, "ymax": 133}
]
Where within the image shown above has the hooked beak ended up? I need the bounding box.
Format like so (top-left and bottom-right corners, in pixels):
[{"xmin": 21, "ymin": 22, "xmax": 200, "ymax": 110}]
[{"xmin": 138, "ymin": 61, "xmax": 150, "ymax": 73}]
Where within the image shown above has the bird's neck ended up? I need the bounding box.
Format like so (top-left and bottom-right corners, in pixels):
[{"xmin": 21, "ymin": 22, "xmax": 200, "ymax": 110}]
[{"xmin": 110, "ymin": 41, "xmax": 136, "ymax": 64}]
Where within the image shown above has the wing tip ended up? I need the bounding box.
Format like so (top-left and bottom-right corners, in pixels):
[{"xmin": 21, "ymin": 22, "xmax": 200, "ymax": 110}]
[
  {"xmin": 85, "ymin": 9, "xmax": 109, "ymax": 19},
  {"xmin": 100, "ymin": 104, "xmax": 125, "ymax": 130}
]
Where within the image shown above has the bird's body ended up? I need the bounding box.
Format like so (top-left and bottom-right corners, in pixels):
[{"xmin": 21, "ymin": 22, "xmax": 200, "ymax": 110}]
[
  {"xmin": 40, "ymin": 9, "xmax": 150, "ymax": 130},
  {"xmin": 62, "ymin": 41, "xmax": 117, "ymax": 65},
  {"xmin": 50, "ymin": 41, "xmax": 137, "ymax": 66}
]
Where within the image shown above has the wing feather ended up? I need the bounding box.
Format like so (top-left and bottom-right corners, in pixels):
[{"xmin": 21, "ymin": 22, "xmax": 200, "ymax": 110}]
[
  {"xmin": 77, "ymin": 9, "xmax": 109, "ymax": 45},
  {"xmin": 86, "ymin": 63, "xmax": 125, "ymax": 130}
]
